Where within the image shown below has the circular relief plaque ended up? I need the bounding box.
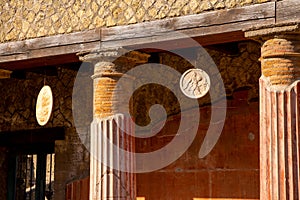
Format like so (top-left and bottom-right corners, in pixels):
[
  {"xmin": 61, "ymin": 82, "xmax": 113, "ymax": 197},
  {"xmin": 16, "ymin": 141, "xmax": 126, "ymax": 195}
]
[
  {"xmin": 36, "ymin": 85, "xmax": 53, "ymax": 126},
  {"xmin": 180, "ymin": 69, "xmax": 210, "ymax": 99}
]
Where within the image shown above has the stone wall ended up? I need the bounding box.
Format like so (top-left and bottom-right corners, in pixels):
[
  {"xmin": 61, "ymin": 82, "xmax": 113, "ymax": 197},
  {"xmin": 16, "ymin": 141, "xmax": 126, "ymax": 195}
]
[
  {"xmin": 0, "ymin": 0, "xmax": 272, "ymax": 43},
  {"xmin": 0, "ymin": 66, "xmax": 90, "ymax": 199},
  {"xmin": 0, "ymin": 67, "xmax": 75, "ymax": 131},
  {"xmin": 207, "ymin": 41, "xmax": 261, "ymax": 100}
]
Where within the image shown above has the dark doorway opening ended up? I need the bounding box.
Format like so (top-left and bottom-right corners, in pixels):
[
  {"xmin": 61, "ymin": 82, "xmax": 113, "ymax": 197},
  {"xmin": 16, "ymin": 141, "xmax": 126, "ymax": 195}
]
[{"xmin": 0, "ymin": 127, "xmax": 64, "ymax": 200}]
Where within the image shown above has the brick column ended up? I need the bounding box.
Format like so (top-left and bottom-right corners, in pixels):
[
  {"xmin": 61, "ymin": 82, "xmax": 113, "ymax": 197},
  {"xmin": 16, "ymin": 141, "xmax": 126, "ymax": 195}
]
[
  {"xmin": 246, "ymin": 25, "xmax": 300, "ymax": 200},
  {"xmin": 79, "ymin": 49, "xmax": 149, "ymax": 200}
]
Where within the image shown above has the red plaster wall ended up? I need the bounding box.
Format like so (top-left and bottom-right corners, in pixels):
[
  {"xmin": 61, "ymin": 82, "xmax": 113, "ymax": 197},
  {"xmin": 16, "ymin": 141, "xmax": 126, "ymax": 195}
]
[{"xmin": 136, "ymin": 91, "xmax": 259, "ymax": 200}]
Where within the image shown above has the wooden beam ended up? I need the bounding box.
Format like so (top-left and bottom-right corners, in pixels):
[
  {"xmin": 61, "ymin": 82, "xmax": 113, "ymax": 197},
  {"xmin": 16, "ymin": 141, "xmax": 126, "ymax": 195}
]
[
  {"xmin": 104, "ymin": 18, "xmax": 273, "ymax": 52},
  {"xmin": 0, "ymin": 32, "xmax": 248, "ymax": 68},
  {"xmin": 0, "ymin": 29, "xmax": 101, "ymax": 57},
  {"xmin": 0, "ymin": 42, "xmax": 98, "ymax": 68},
  {"xmin": 0, "ymin": 29, "xmax": 100, "ymax": 69},
  {"xmin": 0, "ymin": 53, "xmax": 79, "ymax": 70},
  {"xmin": 127, "ymin": 31, "xmax": 247, "ymax": 53},
  {"xmin": 0, "ymin": 127, "xmax": 65, "ymax": 146},
  {"xmin": 276, "ymin": 0, "xmax": 300, "ymax": 24}
]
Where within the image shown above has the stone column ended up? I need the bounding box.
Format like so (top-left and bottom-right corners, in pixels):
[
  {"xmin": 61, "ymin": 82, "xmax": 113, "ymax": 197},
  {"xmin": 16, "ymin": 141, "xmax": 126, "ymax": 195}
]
[
  {"xmin": 246, "ymin": 24, "xmax": 300, "ymax": 200},
  {"xmin": 79, "ymin": 48, "xmax": 149, "ymax": 200}
]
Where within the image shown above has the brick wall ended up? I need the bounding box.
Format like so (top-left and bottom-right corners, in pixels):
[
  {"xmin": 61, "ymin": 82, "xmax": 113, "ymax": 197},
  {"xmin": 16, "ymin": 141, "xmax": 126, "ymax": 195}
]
[{"xmin": 0, "ymin": 0, "xmax": 272, "ymax": 43}]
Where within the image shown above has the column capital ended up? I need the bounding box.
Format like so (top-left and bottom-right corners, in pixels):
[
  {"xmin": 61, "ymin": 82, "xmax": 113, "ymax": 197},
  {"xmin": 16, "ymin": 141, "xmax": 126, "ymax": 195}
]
[
  {"xmin": 245, "ymin": 22, "xmax": 300, "ymax": 86},
  {"xmin": 77, "ymin": 47, "xmax": 127, "ymax": 63},
  {"xmin": 77, "ymin": 48, "xmax": 150, "ymax": 78},
  {"xmin": 80, "ymin": 47, "xmax": 149, "ymax": 119},
  {"xmin": 244, "ymin": 22, "xmax": 300, "ymax": 42}
]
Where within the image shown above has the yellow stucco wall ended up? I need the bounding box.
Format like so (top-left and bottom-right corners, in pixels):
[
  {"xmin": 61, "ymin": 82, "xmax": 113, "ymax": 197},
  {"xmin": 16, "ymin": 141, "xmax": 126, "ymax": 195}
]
[{"xmin": 0, "ymin": 0, "xmax": 271, "ymax": 43}]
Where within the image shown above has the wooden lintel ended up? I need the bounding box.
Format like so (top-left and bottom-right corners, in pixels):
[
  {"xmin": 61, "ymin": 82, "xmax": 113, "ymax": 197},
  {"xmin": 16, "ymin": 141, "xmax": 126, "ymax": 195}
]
[
  {"xmin": 0, "ymin": 127, "xmax": 65, "ymax": 146},
  {"xmin": 0, "ymin": 53, "xmax": 80, "ymax": 71},
  {"xmin": 0, "ymin": 31, "xmax": 247, "ymax": 69},
  {"xmin": 276, "ymin": 0, "xmax": 300, "ymax": 24},
  {"xmin": 128, "ymin": 31, "xmax": 247, "ymax": 53},
  {"xmin": 0, "ymin": 29, "xmax": 101, "ymax": 57}
]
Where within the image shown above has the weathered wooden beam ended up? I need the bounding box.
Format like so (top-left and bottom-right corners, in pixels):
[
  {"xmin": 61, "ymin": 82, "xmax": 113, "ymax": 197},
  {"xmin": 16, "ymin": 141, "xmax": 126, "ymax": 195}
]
[
  {"xmin": 0, "ymin": 29, "xmax": 101, "ymax": 57},
  {"xmin": 0, "ymin": 54, "xmax": 79, "ymax": 70},
  {"xmin": 104, "ymin": 17, "xmax": 273, "ymax": 52},
  {"xmin": 276, "ymin": 0, "xmax": 300, "ymax": 24},
  {"xmin": 125, "ymin": 31, "xmax": 247, "ymax": 53},
  {"xmin": 0, "ymin": 29, "xmax": 100, "ymax": 70},
  {"xmin": 0, "ymin": 31, "xmax": 248, "ymax": 69},
  {"xmin": 0, "ymin": 42, "xmax": 98, "ymax": 69}
]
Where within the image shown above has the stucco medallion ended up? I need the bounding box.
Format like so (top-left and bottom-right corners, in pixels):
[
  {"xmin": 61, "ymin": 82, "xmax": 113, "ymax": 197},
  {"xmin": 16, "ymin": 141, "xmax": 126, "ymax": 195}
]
[
  {"xmin": 180, "ymin": 69, "xmax": 210, "ymax": 99},
  {"xmin": 36, "ymin": 85, "xmax": 53, "ymax": 126}
]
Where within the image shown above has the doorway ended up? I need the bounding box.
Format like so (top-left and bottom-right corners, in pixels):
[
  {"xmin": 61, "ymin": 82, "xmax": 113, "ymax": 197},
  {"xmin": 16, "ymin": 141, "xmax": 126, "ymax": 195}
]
[{"xmin": 0, "ymin": 127, "xmax": 64, "ymax": 200}]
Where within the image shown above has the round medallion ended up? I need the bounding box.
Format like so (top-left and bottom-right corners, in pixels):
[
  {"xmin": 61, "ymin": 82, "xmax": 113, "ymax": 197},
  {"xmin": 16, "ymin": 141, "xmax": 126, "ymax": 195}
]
[
  {"xmin": 36, "ymin": 85, "xmax": 53, "ymax": 126},
  {"xmin": 180, "ymin": 69, "xmax": 210, "ymax": 99}
]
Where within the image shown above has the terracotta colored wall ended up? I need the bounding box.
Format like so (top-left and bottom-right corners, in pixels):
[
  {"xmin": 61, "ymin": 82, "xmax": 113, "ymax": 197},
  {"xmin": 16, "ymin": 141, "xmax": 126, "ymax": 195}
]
[{"xmin": 136, "ymin": 90, "xmax": 259, "ymax": 199}]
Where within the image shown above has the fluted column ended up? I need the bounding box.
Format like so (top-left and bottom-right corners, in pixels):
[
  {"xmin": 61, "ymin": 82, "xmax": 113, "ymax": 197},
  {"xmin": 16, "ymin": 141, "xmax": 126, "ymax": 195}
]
[
  {"xmin": 259, "ymin": 34, "xmax": 300, "ymax": 200},
  {"xmin": 79, "ymin": 49, "xmax": 149, "ymax": 200},
  {"xmin": 245, "ymin": 23, "xmax": 300, "ymax": 200}
]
